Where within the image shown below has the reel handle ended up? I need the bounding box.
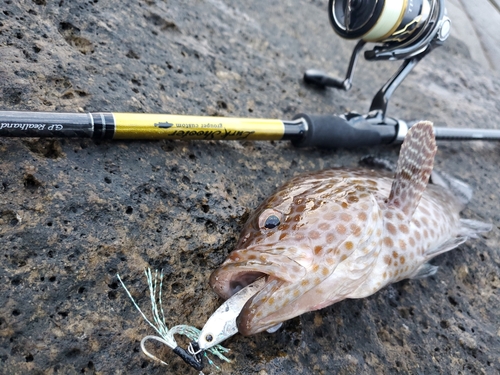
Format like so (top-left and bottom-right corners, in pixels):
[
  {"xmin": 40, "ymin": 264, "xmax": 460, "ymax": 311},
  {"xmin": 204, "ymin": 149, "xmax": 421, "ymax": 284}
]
[{"xmin": 303, "ymin": 69, "xmax": 349, "ymax": 90}]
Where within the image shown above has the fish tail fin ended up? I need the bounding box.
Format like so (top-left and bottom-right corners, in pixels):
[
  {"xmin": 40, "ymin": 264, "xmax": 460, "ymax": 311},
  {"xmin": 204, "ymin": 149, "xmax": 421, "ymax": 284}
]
[{"xmin": 388, "ymin": 121, "xmax": 437, "ymax": 219}]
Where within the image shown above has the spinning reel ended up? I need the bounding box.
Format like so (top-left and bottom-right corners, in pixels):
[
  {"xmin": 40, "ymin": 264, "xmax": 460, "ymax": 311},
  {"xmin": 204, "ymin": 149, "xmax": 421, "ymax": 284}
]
[{"xmin": 305, "ymin": 0, "xmax": 451, "ymax": 120}]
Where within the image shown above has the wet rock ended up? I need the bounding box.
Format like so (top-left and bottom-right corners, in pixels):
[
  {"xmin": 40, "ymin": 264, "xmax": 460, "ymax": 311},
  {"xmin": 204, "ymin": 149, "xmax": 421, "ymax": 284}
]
[{"xmin": 0, "ymin": 1, "xmax": 499, "ymax": 374}]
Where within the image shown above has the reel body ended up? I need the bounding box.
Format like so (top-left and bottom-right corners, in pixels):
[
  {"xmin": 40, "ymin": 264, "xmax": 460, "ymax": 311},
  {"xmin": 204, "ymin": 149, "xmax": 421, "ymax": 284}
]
[{"xmin": 305, "ymin": 0, "xmax": 450, "ymax": 119}]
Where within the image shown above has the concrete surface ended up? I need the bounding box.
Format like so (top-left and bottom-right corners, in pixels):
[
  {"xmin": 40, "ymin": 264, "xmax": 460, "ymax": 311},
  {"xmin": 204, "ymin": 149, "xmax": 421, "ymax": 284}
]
[
  {"xmin": 0, "ymin": 0, "xmax": 499, "ymax": 374},
  {"xmin": 449, "ymin": 0, "xmax": 500, "ymax": 71}
]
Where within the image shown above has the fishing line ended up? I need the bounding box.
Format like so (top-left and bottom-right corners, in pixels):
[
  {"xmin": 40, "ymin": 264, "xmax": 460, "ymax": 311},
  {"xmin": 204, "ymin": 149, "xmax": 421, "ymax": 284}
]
[{"xmin": 117, "ymin": 269, "xmax": 230, "ymax": 371}]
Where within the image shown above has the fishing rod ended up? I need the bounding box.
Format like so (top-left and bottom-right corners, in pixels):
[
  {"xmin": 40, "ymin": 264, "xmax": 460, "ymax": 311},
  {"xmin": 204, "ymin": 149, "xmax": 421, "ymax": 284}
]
[
  {"xmin": 2, "ymin": 109, "xmax": 499, "ymax": 150},
  {"xmin": 2, "ymin": 0, "xmax": 499, "ymax": 153}
]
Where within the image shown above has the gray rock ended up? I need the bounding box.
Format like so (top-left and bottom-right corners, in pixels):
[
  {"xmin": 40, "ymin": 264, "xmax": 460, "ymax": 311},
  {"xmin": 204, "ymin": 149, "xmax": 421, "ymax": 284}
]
[
  {"xmin": 449, "ymin": 0, "xmax": 500, "ymax": 71},
  {"xmin": 0, "ymin": 1, "xmax": 499, "ymax": 374}
]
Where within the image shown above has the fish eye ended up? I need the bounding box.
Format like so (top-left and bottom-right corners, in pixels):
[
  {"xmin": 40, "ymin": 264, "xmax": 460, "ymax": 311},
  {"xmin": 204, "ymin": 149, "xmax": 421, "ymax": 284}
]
[
  {"xmin": 264, "ymin": 215, "xmax": 280, "ymax": 229},
  {"xmin": 258, "ymin": 209, "xmax": 282, "ymax": 229}
]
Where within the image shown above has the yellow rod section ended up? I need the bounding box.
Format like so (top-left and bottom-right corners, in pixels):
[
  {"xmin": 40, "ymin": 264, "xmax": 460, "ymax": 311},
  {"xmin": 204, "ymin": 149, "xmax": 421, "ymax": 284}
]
[{"xmin": 112, "ymin": 113, "xmax": 285, "ymax": 140}]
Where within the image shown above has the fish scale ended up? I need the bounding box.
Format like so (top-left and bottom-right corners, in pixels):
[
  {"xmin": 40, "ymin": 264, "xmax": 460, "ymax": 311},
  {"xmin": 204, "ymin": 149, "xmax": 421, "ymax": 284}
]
[{"xmin": 210, "ymin": 121, "xmax": 492, "ymax": 336}]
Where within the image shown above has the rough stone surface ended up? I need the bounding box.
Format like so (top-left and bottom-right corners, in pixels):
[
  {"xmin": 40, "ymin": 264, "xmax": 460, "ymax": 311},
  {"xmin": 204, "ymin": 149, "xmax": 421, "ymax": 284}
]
[{"xmin": 0, "ymin": 1, "xmax": 499, "ymax": 374}]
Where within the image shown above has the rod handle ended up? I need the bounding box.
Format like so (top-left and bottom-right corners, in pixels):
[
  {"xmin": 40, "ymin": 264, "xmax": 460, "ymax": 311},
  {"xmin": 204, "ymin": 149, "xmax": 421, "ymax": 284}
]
[{"xmin": 292, "ymin": 113, "xmax": 396, "ymax": 149}]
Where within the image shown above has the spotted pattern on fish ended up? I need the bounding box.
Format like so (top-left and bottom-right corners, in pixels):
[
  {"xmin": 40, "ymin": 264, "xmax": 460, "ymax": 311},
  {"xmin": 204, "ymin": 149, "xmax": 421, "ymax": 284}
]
[
  {"xmin": 388, "ymin": 123, "xmax": 436, "ymax": 217},
  {"xmin": 209, "ymin": 122, "xmax": 491, "ymax": 336}
]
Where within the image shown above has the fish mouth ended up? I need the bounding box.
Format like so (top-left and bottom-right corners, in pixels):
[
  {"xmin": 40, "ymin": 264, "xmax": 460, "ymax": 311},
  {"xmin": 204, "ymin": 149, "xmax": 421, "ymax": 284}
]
[
  {"xmin": 209, "ymin": 267, "xmax": 285, "ymax": 336},
  {"xmin": 209, "ymin": 248, "xmax": 307, "ymax": 335},
  {"xmin": 209, "ymin": 248, "xmax": 305, "ymax": 300},
  {"xmin": 211, "ymin": 270, "xmax": 268, "ymax": 299},
  {"xmin": 209, "ymin": 266, "xmax": 271, "ymax": 300}
]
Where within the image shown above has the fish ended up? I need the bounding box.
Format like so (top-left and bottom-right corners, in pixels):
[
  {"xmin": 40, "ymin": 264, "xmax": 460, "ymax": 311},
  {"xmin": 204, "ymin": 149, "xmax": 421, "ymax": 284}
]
[{"xmin": 209, "ymin": 121, "xmax": 491, "ymax": 336}]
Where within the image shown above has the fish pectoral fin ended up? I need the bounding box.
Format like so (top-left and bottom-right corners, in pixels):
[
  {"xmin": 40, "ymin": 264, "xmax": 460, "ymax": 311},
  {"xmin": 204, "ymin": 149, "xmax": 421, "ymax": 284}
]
[
  {"xmin": 459, "ymin": 219, "xmax": 492, "ymax": 238},
  {"xmin": 335, "ymin": 196, "xmax": 383, "ymax": 268},
  {"xmin": 387, "ymin": 121, "xmax": 437, "ymax": 219},
  {"xmin": 424, "ymin": 236, "xmax": 468, "ymax": 258},
  {"xmin": 424, "ymin": 219, "xmax": 492, "ymax": 258},
  {"xmin": 410, "ymin": 263, "xmax": 439, "ymax": 279}
]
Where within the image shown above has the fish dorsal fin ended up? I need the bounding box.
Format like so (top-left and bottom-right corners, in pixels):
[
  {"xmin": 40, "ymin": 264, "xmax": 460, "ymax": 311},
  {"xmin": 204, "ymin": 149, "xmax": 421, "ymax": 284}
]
[{"xmin": 388, "ymin": 121, "xmax": 437, "ymax": 218}]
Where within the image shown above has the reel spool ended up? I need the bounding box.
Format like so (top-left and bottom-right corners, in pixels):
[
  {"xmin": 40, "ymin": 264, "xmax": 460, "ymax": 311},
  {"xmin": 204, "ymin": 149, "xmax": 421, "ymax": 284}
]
[
  {"xmin": 329, "ymin": 0, "xmax": 450, "ymax": 60},
  {"xmin": 331, "ymin": 0, "xmax": 431, "ymax": 43}
]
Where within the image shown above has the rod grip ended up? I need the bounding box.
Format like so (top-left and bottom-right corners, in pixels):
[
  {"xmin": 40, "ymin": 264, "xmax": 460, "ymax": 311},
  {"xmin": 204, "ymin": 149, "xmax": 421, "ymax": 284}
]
[{"xmin": 292, "ymin": 113, "xmax": 388, "ymax": 149}]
